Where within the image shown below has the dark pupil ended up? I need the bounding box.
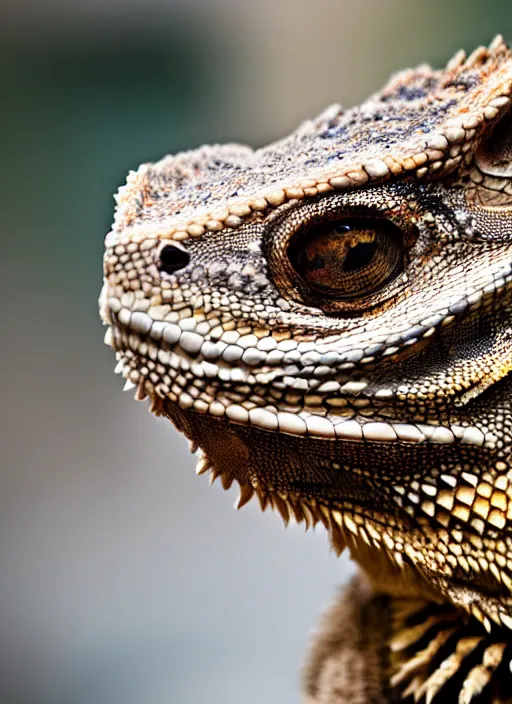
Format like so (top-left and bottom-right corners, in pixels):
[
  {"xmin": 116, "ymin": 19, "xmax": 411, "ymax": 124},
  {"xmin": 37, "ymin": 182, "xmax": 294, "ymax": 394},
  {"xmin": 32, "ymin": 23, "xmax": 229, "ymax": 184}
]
[{"xmin": 343, "ymin": 239, "xmax": 378, "ymax": 272}]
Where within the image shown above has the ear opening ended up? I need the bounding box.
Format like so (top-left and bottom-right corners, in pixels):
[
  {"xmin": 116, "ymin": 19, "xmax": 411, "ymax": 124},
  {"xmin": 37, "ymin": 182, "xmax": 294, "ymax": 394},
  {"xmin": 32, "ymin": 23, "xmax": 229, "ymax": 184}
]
[{"xmin": 476, "ymin": 108, "xmax": 512, "ymax": 178}]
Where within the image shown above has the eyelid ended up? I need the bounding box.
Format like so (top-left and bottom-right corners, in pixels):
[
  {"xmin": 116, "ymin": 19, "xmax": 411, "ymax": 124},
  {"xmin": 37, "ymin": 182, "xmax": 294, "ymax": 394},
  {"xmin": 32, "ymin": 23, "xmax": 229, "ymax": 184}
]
[{"xmin": 267, "ymin": 208, "xmax": 412, "ymax": 316}]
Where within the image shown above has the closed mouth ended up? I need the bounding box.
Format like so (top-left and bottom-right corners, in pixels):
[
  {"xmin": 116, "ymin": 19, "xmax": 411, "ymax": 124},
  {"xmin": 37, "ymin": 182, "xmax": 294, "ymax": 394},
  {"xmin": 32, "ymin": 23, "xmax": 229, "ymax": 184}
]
[{"xmin": 103, "ymin": 298, "xmax": 500, "ymax": 451}]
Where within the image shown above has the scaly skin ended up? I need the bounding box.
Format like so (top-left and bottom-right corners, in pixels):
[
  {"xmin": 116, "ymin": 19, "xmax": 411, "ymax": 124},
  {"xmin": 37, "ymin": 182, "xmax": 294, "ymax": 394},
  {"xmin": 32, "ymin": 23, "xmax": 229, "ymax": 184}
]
[{"xmin": 100, "ymin": 37, "xmax": 512, "ymax": 702}]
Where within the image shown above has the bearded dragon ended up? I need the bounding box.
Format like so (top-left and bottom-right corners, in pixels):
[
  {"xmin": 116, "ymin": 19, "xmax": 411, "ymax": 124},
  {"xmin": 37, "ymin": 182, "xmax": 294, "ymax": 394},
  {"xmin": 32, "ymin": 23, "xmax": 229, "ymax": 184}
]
[{"xmin": 100, "ymin": 36, "xmax": 512, "ymax": 703}]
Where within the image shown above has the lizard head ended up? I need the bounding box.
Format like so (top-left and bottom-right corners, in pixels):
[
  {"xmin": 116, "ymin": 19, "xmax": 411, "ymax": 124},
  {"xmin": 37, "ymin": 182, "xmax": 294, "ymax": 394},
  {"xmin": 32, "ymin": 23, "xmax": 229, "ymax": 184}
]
[{"xmin": 100, "ymin": 37, "xmax": 512, "ymax": 630}]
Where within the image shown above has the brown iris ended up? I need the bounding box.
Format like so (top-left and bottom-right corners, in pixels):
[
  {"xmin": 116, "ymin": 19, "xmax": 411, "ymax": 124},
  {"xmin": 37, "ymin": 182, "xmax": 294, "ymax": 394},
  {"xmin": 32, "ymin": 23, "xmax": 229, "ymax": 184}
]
[{"xmin": 290, "ymin": 218, "xmax": 403, "ymax": 300}]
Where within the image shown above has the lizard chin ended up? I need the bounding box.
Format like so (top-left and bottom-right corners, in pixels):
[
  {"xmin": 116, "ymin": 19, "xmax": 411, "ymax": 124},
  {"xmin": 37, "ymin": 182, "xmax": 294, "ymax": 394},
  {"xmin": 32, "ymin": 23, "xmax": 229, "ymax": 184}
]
[{"xmin": 158, "ymin": 396, "xmax": 512, "ymax": 634}]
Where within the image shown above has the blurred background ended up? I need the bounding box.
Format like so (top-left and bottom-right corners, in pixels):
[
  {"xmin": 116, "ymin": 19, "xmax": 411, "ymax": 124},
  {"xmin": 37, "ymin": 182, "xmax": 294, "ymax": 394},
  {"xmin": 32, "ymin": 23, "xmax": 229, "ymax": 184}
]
[{"xmin": 2, "ymin": 1, "xmax": 512, "ymax": 702}]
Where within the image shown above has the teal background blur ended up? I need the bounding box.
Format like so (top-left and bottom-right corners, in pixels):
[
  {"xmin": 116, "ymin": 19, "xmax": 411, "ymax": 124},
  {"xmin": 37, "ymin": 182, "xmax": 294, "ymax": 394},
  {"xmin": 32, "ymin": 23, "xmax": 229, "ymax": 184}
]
[{"xmin": 2, "ymin": 2, "xmax": 512, "ymax": 702}]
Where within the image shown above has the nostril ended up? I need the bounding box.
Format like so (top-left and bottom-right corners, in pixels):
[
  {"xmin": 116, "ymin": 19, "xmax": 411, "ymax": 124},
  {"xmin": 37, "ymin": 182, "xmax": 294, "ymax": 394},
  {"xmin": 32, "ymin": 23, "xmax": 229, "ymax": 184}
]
[{"xmin": 159, "ymin": 244, "xmax": 190, "ymax": 275}]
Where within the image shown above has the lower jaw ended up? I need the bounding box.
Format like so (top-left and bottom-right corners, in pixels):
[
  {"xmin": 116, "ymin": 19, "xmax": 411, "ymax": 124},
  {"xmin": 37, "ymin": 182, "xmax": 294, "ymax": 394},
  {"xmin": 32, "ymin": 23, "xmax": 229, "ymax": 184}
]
[
  {"xmin": 163, "ymin": 398, "xmax": 495, "ymax": 506},
  {"xmin": 164, "ymin": 399, "xmax": 442, "ymax": 597},
  {"xmin": 163, "ymin": 399, "xmax": 512, "ymax": 633}
]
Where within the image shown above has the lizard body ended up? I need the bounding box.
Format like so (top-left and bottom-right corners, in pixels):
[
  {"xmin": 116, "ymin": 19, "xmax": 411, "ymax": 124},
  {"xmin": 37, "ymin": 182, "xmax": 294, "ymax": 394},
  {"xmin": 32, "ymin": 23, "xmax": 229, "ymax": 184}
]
[{"xmin": 100, "ymin": 37, "xmax": 512, "ymax": 702}]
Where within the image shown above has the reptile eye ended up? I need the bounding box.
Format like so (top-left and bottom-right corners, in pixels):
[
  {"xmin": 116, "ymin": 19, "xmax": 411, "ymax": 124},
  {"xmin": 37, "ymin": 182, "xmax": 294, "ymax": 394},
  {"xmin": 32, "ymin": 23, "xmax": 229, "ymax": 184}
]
[{"xmin": 289, "ymin": 218, "xmax": 403, "ymax": 300}]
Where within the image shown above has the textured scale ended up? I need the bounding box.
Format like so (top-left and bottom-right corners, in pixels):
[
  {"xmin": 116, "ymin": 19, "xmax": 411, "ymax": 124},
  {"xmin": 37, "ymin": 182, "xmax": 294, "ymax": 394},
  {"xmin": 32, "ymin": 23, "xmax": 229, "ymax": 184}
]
[{"xmin": 100, "ymin": 37, "xmax": 512, "ymax": 703}]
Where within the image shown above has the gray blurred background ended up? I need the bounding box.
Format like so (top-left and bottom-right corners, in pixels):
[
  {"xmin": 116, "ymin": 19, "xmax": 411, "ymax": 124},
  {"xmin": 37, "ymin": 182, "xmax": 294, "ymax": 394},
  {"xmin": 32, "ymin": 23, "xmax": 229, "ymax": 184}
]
[{"xmin": 2, "ymin": 1, "xmax": 512, "ymax": 702}]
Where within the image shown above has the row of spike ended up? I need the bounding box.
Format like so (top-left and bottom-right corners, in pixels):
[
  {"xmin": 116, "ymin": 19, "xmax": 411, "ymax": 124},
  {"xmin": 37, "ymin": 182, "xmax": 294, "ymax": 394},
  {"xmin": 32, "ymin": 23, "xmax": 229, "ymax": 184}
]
[
  {"xmin": 196, "ymin": 444, "xmax": 512, "ymax": 639},
  {"xmin": 115, "ymin": 356, "xmax": 340, "ymax": 541},
  {"xmin": 116, "ymin": 359, "xmax": 345, "ymax": 547},
  {"xmin": 194, "ymin": 451, "xmax": 348, "ymax": 555},
  {"xmin": 116, "ymin": 354, "xmax": 359, "ymax": 558},
  {"xmin": 116, "ymin": 355, "xmax": 373, "ymax": 560}
]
